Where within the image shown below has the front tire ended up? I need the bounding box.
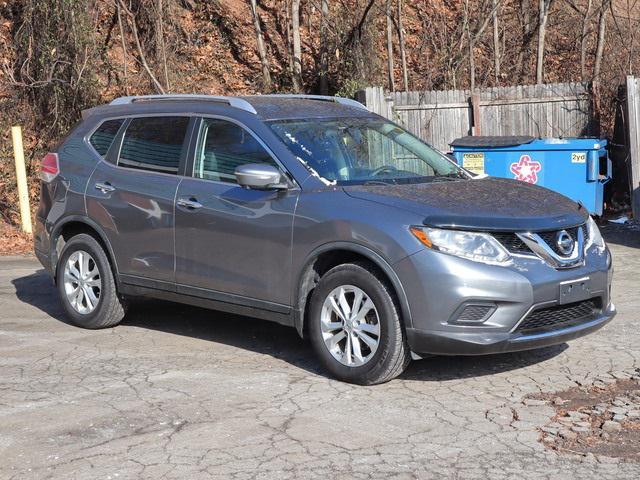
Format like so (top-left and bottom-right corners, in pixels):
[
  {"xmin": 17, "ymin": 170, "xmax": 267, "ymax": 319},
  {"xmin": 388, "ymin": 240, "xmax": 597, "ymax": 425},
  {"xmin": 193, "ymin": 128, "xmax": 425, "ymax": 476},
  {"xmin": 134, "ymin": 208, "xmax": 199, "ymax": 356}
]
[
  {"xmin": 308, "ymin": 262, "xmax": 410, "ymax": 385},
  {"xmin": 56, "ymin": 234, "xmax": 125, "ymax": 329}
]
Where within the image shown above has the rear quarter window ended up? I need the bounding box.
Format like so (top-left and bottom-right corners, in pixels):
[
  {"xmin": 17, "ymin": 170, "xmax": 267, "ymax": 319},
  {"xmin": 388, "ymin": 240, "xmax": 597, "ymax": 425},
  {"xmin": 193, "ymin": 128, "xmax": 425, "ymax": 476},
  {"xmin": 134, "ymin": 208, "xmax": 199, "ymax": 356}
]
[{"xmin": 89, "ymin": 119, "xmax": 125, "ymax": 157}]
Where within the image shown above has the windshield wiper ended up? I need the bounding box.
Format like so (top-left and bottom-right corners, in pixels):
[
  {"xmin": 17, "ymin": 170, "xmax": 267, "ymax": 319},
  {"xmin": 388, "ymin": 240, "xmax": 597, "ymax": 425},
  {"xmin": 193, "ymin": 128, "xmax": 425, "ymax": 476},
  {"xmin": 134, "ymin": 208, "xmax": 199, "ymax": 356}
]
[
  {"xmin": 363, "ymin": 180, "xmax": 394, "ymax": 186},
  {"xmin": 431, "ymin": 172, "xmax": 467, "ymax": 182}
]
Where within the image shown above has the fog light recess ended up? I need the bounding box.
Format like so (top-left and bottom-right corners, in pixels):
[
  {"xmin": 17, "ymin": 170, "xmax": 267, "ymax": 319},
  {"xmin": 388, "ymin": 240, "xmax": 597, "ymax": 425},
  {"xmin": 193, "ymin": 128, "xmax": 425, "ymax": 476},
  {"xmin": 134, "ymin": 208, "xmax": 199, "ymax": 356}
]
[{"xmin": 449, "ymin": 303, "xmax": 496, "ymax": 325}]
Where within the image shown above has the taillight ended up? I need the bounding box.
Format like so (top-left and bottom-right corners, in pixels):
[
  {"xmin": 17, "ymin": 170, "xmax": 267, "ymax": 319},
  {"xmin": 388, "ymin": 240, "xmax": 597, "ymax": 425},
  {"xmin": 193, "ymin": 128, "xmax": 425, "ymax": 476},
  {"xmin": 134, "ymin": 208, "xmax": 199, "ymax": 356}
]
[{"xmin": 41, "ymin": 153, "xmax": 59, "ymax": 182}]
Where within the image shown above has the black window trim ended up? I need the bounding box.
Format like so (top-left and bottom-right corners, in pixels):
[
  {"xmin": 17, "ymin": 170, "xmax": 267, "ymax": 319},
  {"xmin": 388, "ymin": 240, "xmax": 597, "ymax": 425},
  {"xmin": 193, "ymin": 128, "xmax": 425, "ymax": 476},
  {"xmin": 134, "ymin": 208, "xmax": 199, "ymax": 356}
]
[
  {"xmin": 84, "ymin": 117, "xmax": 128, "ymax": 161},
  {"xmin": 186, "ymin": 115, "xmax": 299, "ymax": 189},
  {"xmin": 84, "ymin": 113, "xmax": 197, "ymax": 178}
]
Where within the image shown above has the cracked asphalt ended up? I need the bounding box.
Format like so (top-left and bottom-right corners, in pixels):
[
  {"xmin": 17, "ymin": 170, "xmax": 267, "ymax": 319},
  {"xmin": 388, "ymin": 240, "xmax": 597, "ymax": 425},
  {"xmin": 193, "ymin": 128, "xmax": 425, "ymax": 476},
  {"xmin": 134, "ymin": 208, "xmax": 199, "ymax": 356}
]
[{"xmin": 1, "ymin": 225, "xmax": 639, "ymax": 479}]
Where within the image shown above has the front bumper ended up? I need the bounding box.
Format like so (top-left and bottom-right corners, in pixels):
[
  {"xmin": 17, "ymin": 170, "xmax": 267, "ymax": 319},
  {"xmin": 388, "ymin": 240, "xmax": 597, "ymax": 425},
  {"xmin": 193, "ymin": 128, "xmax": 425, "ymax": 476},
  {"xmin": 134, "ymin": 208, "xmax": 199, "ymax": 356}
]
[
  {"xmin": 393, "ymin": 243, "xmax": 614, "ymax": 356},
  {"xmin": 406, "ymin": 302, "xmax": 616, "ymax": 356}
]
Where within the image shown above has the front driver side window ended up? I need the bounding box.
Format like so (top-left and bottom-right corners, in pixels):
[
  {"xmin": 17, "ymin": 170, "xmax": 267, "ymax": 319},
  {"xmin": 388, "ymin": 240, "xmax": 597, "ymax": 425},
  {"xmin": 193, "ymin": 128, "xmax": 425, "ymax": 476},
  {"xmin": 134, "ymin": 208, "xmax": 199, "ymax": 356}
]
[{"xmin": 194, "ymin": 118, "xmax": 278, "ymax": 183}]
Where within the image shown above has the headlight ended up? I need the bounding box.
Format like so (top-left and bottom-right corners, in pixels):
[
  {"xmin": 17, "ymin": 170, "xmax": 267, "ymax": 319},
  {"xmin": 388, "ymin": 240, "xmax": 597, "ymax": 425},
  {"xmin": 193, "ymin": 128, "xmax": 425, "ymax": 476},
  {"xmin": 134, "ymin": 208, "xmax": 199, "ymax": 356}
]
[
  {"xmin": 410, "ymin": 226, "xmax": 511, "ymax": 265},
  {"xmin": 585, "ymin": 216, "xmax": 605, "ymax": 250}
]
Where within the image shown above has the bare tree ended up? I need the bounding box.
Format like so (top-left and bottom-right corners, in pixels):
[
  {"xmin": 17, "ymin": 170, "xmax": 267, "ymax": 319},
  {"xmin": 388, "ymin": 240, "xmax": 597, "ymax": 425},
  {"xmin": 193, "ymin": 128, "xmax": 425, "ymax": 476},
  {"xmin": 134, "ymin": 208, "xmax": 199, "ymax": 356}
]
[
  {"xmin": 492, "ymin": 0, "xmax": 500, "ymax": 83},
  {"xmin": 319, "ymin": 0, "xmax": 329, "ymax": 95},
  {"xmin": 116, "ymin": 1, "xmax": 129, "ymax": 94},
  {"xmin": 463, "ymin": 0, "xmax": 475, "ymax": 91},
  {"xmin": 517, "ymin": 0, "xmax": 533, "ymax": 81},
  {"xmin": 593, "ymin": 0, "xmax": 610, "ymax": 83},
  {"xmin": 580, "ymin": 0, "xmax": 593, "ymax": 80},
  {"xmin": 397, "ymin": 0, "xmax": 409, "ymax": 90},
  {"xmin": 464, "ymin": 0, "xmax": 502, "ymax": 91},
  {"xmin": 154, "ymin": 0, "xmax": 170, "ymax": 91},
  {"xmin": 250, "ymin": 0, "xmax": 272, "ymax": 90},
  {"xmin": 536, "ymin": 0, "xmax": 554, "ymax": 84},
  {"xmin": 291, "ymin": 0, "xmax": 302, "ymax": 92},
  {"xmin": 116, "ymin": 0, "xmax": 165, "ymax": 94},
  {"xmin": 386, "ymin": 0, "xmax": 395, "ymax": 92}
]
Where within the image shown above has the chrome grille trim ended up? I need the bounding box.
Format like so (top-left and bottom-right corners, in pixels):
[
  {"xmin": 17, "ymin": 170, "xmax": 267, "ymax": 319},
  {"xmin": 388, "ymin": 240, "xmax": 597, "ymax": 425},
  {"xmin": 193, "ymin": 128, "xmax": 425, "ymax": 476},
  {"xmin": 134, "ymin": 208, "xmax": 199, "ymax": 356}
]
[{"xmin": 516, "ymin": 226, "xmax": 585, "ymax": 269}]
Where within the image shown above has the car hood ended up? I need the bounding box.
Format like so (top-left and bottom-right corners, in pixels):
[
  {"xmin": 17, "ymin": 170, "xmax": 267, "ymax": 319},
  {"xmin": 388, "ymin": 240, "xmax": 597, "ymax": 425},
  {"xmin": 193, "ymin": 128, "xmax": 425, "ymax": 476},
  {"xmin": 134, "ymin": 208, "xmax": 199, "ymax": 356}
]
[{"xmin": 342, "ymin": 177, "xmax": 589, "ymax": 231}]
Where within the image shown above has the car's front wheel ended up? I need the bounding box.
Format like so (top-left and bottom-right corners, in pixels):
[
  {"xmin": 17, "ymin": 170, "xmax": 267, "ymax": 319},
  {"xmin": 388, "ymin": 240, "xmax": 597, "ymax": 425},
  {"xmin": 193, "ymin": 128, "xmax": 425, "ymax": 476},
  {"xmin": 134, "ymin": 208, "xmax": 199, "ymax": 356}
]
[
  {"xmin": 308, "ymin": 262, "xmax": 411, "ymax": 385},
  {"xmin": 56, "ymin": 233, "xmax": 126, "ymax": 329}
]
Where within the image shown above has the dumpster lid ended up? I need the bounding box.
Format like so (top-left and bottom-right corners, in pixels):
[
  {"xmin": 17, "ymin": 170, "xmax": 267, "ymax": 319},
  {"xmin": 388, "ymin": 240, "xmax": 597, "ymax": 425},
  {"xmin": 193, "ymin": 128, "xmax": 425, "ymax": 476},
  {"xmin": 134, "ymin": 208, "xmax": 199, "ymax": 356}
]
[{"xmin": 450, "ymin": 135, "xmax": 536, "ymax": 148}]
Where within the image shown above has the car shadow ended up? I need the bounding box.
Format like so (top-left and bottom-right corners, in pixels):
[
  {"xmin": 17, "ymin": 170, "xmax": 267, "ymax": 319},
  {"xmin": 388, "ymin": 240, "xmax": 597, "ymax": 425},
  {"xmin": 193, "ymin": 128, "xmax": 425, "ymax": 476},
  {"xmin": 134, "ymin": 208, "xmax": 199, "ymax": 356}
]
[
  {"xmin": 11, "ymin": 269, "xmax": 69, "ymax": 323},
  {"xmin": 401, "ymin": 344, "xmax": 567, "ymax": 382},
  {"xmin": 13, "ymin": 269, "xmax": 567, "ymax": 383}
]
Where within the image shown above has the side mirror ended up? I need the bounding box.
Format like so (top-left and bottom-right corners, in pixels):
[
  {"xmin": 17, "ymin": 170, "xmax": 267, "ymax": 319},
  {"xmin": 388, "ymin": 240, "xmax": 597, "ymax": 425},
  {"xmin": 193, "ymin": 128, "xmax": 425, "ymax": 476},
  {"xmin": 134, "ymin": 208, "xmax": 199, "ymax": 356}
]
[{"xmin": 234, "ymin": 163, "xmax": 288, "ymax": 190}]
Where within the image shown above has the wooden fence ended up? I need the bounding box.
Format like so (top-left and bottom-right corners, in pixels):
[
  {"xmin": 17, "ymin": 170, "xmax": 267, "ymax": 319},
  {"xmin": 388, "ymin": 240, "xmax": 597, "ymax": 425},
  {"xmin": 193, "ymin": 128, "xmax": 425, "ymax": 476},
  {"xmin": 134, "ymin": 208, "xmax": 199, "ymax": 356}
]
[
  {"xmin": 356, "ymin": 82, "xmax": 596, "ymax": 152},
  {"xmin": 624, "ymin": 76, "xmax": 640, "ymax": 217}
]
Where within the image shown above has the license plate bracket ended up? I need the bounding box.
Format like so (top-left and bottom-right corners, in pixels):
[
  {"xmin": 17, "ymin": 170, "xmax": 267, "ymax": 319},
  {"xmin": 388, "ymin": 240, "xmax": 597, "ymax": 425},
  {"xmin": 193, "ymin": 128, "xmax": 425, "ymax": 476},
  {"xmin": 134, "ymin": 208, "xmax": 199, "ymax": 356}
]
[{"xmin": 559, "ymin": 277, "xmax": 592, "ymax": 305}]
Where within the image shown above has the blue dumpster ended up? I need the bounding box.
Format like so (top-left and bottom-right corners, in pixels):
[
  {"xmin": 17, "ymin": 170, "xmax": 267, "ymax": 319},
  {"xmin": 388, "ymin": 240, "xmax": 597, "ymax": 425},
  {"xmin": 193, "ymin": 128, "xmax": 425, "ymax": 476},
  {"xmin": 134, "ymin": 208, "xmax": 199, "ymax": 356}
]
[{"xmin": 450, "ymin": 136, "xmax": 611, "ymax": 216}]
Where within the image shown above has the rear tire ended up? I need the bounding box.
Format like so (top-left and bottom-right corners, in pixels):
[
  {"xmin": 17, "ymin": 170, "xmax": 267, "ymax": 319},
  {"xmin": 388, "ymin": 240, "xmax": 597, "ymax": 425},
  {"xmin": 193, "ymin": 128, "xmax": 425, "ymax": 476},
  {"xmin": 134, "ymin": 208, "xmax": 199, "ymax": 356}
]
[
  {"xmin": 308, "ymin": 261, "xmax": 411, "ymax": 385},
  {"xmin": 56, "ymin": 234, "xmax": 125, "ymax": 329}
]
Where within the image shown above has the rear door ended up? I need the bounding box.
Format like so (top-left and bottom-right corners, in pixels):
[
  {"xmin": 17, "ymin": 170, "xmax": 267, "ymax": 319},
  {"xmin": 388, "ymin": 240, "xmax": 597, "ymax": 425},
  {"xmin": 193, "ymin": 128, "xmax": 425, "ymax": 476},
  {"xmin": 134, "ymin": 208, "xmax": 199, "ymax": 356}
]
[
  {"xmin": 174, "ymin": 117, "xmax": 299, "ymax": 309},
  {"xmin": 86, "ymin": 115, "xmax": 193, "ymax": 287}
]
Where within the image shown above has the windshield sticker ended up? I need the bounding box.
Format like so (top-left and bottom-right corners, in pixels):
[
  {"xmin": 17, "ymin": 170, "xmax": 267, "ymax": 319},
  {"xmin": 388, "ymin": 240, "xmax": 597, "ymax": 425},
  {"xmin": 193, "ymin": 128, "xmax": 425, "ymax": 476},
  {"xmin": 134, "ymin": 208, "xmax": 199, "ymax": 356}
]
[
  {"xmin": 510, "ymin": 155, "xmax": 542, "ymax": 184},
  {"xmin": 462, "ymin": 152, "xmax": 485, "ymax": 175},
  {"xmin": 295, "ymin": 156, "xmax": 336, "ymax": 186}
]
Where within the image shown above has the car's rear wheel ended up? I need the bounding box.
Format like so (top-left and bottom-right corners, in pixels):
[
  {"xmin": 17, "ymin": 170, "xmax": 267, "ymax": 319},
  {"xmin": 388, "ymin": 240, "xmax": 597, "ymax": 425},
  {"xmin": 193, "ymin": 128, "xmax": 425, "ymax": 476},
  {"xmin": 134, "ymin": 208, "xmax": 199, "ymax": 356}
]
[
  {"xmin": 56, "ymin": 234, "xmax": 125, "ymax": 329},
  {"xmin": 308, "ymin": 262, "xmax": 411, "ymax": 385}
]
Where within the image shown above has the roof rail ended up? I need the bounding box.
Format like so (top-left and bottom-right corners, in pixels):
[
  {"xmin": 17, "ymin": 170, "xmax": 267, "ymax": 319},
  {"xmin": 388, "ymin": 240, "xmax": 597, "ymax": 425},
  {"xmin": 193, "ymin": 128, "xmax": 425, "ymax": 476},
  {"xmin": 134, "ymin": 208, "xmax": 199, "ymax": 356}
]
[
  {"xmin": 109, "ymin": 94, "xmax": 258, "ymax": 115},
  {"xmin": 253, "ymin": 94, "xmax": 369, "ymax": 112}
]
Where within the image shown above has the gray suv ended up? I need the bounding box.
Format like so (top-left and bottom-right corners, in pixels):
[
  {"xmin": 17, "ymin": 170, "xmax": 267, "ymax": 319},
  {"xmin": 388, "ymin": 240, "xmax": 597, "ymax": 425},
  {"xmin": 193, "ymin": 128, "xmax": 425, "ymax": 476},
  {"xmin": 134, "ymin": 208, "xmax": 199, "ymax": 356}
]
[{"xmin": 34, "ymin": 94, "xmax": 615, "ymax": 385}]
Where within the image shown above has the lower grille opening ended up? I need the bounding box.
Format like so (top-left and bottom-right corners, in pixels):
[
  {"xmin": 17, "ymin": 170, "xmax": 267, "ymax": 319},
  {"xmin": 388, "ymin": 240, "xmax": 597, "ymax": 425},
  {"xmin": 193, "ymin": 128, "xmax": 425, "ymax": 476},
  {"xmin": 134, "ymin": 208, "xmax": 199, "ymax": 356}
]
[{"xmin": 515, "ymin": 298, "xmax": 602, "ymax": 335}]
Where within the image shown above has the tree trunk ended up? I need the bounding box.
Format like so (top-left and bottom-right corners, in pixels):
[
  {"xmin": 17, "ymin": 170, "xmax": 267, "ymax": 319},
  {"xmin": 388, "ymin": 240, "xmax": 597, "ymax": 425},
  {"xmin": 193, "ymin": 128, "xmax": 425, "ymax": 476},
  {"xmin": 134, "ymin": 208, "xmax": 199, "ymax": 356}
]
[
  {"xmin": 319, "ymin": 0, "xmax": 329, "ymax": 95},
  {"xmin": 155, "ymin": 0, "xmax": 170, "ymax": 91},
  {"xmin": 249, "ymin": 0, "xmax": 272, "ymax": 90},
  {"xmin": 580, "ymin": 0, "xmax": 593, "ymax": 80},
  {"xmin": 291, "ymin": 0, "xmax": 302, "ymax": 92},
  {"xmin": 397, "ymin": 0, "xmax": 408, "ymax": 91},
  {"xmin": 517, "ymin": 0, "xmax": 532, "ymax": 81},
  {"xmin": 468, "ymin": 26, "xmax": 475, "ymax": 92},
  {"xmin": 492, "ymin": 0, "xmax": 500, "ymax": 84},
  {"xmin": 386, "ymin": 0, "xmax": 395, "ymax": 92},
  {"xmin": 536, "ymin": 0, "xmax": 552, "ymax": 84},
  {"xmin": 116, "ymin": 2, "xmax": 128, "ymax": 95},
  {"xmin": 117, "ymin": 0, "xmax": 165, "ymax": 94},
  {"xmin": 593, "ymin": 0, "xmax": 609, "ymax": 83}
]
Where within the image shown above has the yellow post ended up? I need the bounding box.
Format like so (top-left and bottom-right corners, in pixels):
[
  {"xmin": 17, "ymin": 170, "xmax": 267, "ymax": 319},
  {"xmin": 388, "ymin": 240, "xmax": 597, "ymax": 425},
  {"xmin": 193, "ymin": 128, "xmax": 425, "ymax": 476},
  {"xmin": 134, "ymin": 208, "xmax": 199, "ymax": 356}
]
[{"xmin": 11, "ymin": 126, "xmax": 32, "ymax": 234}]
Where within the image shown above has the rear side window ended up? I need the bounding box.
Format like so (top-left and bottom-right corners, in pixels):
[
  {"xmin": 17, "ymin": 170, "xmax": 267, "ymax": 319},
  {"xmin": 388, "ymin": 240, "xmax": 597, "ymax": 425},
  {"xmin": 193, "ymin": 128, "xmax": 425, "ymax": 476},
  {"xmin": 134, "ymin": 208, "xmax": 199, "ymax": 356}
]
[
  {"xmin": 118, "ymin": 116, "xmax": 189, "ymax": 174},
  {"xmin": 89, "ymin": 119, "xmax": 124, "ymax": 157},
  {"xmin": 194, "ymin": 118, "xmax": 277, "ymax": 183}
]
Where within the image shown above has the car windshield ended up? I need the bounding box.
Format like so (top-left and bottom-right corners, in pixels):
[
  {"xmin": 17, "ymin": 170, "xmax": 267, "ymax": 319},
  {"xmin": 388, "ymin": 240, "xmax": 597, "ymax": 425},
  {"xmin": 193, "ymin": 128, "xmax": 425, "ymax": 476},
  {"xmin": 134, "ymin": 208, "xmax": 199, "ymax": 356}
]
[{"xmin": 268, "ymin": 117, "xmax": 465, "ymax": 185}]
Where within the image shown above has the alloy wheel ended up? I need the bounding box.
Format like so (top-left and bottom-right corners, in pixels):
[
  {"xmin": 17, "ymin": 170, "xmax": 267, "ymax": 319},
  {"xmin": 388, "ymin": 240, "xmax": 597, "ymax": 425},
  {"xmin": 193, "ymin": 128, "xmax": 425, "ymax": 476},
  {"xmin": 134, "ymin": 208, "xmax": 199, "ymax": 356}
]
[
  {"xmin": 320, "ymin": 285, "xmax": 381, "ymax": 367},
  {"xmin": 63, "ymin": 250, "xmax": 102, "ymax": 314}
]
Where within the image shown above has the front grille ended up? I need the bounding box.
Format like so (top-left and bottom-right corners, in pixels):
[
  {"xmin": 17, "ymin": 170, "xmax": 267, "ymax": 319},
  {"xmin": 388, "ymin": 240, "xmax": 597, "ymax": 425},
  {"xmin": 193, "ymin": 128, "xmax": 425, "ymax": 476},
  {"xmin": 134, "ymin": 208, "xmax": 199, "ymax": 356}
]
[
  {"xmin": 492, "ymin": 233, "xmax": 532, "ymax": 255},
  {"xmin": 537, "ymin": 226, "xmax": 584, "ymax": 257},
  {"xmin": 493, "ymin": 224, "xmax": 588, "ymax": 257},
  {"xmin": 515, "ymin": 298, "xmax": 602, "ymax": 335}
]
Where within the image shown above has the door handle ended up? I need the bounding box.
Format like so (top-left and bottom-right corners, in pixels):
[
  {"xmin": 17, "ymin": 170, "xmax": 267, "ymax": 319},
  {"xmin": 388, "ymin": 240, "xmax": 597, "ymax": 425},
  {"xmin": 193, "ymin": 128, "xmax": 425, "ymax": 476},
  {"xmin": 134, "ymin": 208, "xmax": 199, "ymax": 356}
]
[
  {"xmin": 95, "ymin": 182, "xmax": 115, "ymax": 193},
  {"xmin": 177, "ymin": 197, "xmax": 203, "ymax": 210}
]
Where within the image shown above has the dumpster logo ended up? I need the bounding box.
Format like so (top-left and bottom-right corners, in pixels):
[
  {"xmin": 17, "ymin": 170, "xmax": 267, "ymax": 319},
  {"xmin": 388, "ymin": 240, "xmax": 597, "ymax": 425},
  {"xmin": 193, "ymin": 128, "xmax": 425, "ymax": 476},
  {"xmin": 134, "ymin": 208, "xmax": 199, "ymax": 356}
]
[{"xmin": 510, "ymin": 155, "xmax": 542, "ymax": 184}]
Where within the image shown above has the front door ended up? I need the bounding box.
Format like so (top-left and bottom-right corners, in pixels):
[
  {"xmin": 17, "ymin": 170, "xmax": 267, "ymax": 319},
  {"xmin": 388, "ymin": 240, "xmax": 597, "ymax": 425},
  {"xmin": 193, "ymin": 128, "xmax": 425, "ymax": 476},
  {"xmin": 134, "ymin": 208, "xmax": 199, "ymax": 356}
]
[
  {"xmin": 86, "ymin": 115, "xmax": 191, "ymax": 286},
  {"xmin": 174, "ymin": 117, "xmax": 298, "ymax": 309}
]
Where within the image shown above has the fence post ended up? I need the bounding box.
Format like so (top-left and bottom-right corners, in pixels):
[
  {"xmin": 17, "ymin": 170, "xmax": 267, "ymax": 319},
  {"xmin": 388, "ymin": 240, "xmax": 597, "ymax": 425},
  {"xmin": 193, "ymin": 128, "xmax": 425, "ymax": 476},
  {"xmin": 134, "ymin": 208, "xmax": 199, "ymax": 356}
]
[
  {"xmin": 11, "ymin": 126, "xmax": 32, "ymax": 234},
  {"xmin": 625, "ymin": 76, "xmax": 640, "ymax": 219},
  {"xmin": 356, "ymin": 86, "xmax": 394, "ymax": 120},
  {"xmin": 471, "ymin": 93, "xmax": 481, "ymax": 136}
]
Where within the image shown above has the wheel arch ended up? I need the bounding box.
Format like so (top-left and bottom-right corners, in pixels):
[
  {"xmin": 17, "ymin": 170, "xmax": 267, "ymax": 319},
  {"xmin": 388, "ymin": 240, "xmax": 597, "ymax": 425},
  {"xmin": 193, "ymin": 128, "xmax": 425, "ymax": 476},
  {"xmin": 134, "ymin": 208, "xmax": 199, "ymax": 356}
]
[
  {"xmin": 50, "ymin": 216, "xmax": 119, "ymax": 286},
  {"xmin": 294, "ymin": 242, "xmax": 413, "ymax": 338}
]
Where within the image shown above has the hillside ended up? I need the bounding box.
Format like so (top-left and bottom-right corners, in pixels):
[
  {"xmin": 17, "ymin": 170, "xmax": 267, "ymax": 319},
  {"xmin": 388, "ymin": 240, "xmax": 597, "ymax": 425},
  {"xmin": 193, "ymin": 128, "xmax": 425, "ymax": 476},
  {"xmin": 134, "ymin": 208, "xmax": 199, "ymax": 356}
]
[{"xmin": 0, "ymin": 0, "xmax": 638, "ymax": 247}]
